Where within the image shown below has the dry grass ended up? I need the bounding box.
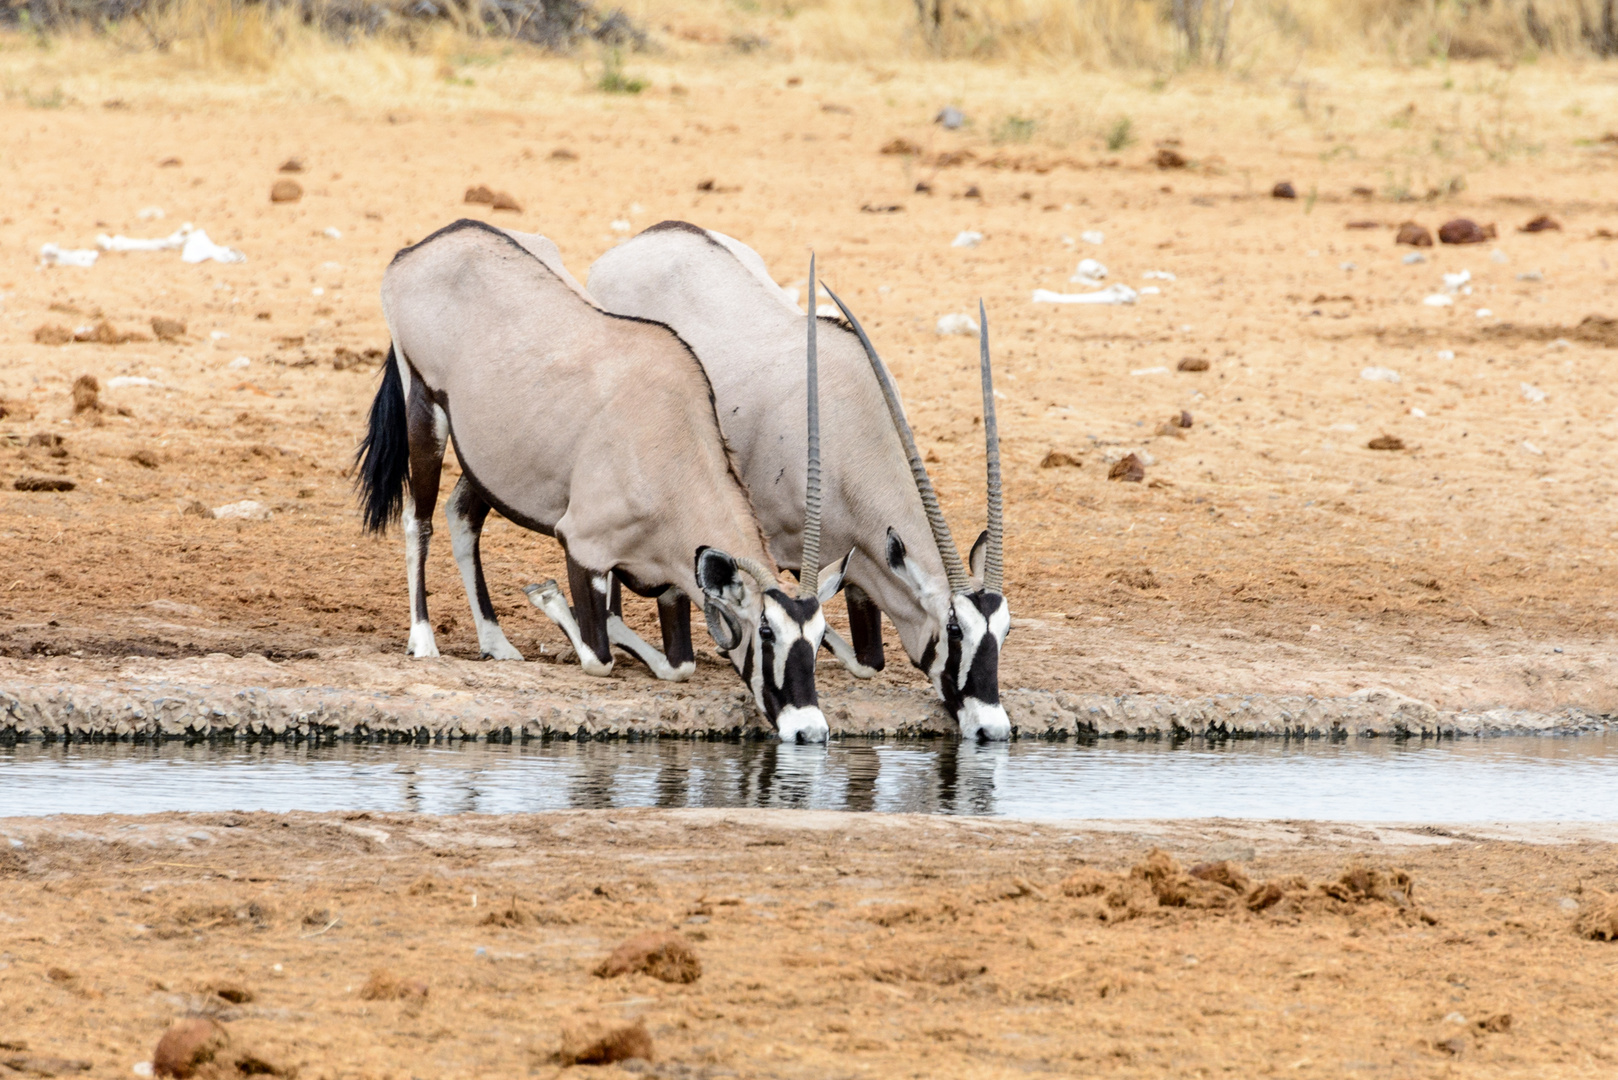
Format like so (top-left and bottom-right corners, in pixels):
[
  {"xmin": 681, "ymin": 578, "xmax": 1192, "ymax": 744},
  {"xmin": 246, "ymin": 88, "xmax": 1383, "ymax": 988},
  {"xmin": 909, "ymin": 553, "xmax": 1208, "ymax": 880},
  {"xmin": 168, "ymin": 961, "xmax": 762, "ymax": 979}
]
[{"xmin": 4, "ymin": 0, "xmax": 1617, "ymax": 78}]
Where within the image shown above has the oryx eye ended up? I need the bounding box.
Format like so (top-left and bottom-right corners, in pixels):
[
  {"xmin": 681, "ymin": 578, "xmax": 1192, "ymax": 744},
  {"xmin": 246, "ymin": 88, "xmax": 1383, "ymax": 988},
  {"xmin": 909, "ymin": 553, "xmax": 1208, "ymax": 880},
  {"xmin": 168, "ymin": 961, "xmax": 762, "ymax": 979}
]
[
  {"xmin": 947, "ymin": 613, "xmax": 962, "ymax": 640},
  {"xmin": 758, "ymin": 622, "xmax": 775, "ymax": 641}
]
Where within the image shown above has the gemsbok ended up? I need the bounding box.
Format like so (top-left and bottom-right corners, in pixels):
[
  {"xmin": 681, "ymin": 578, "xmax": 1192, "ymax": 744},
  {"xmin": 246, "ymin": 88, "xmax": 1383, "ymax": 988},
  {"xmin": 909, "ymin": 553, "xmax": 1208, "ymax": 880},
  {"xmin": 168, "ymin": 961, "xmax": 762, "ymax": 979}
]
[
  {"xmin": 355, "ymin": 219, "xmax": 846, "ymax": 741},
  {"xmin": 589, "ymin": 222, "xmax": 1012, "ymax": 741}
]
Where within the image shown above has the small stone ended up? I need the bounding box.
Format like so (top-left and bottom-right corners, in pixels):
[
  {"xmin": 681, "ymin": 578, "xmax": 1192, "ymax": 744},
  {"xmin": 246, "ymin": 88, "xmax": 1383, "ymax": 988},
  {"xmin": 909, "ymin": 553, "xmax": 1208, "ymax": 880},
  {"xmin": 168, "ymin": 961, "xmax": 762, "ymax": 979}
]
[
  {"xmin": 1367, "ymin": 435, "xmax": 1405, "ymax": 451},
  {"xmin": 1519, "ymin": 214, "xmax": 1560, "ymax": 233},
  {"xmin": 464, "ymin": 184, "xmax": 496, "ymax": 205},
  {"xmin": 1040, "ymin": 450, "xmax": 1082, "ymax": 468},
  {"xmin": 151, "ymin": 317, "xmax": 186, "ymax": 341},
  {"xmin": 1177, "ymin": 357, "xmax": 1209, "ymax": 372},
  {"xmin": 277, "ymin": 158, "xmax": 304, "ymax": 173},
  {"xmin": 269, "ymin": 179, "xmax": 302, "ymax": 203},
  {"xmin": 594, "ymin": 932, "xmax": 702, "ymax": 983},
  {"xmin": 1154, "ymin": 147, "xmax": 1188, "ymax": 169},
  {"xmin": 1438, "ymin": 218, "xmax": 1495, "ymax": 244},
  {"xmin": 963, "ymin": 185, "xmax": 982, "ymax": 199},
  {"xmin": 152, "ymin": 1018, "xmax": 229, "ymax": 1079},
  {"xmin": 490, "ymin": 192, "xmax": 521, "ymax": 212},
  {"xmin": 549, "ymin": 147, "xmax": 578, "ymax": 161},
  {"xmin": 880, "ymin": 137, "xmax": 922, "ymax": 156},
  {"xmin": 1175, "ymin": 410, "xmax": 1193, "ymax": 428},
  {"xmin": 935, "ymin": 105, "xmax": 964, "ymax": 129},
  {"xmin": 1108, "ymin": 453, "xmax": 1146, "ymax": 482},
  {"xmin": 33, "ymin": 324, "xmax": 72, "ymax": 346},
  {"xmin": 559, "ymin": 1019, "xmax": 654, "ymax": 1066},
  {"xmin": 130, "ymin": 449, "xmax": 160, "ymax": 469},
  {"xmin": 1272, "ymin": 181, "xmax": 1296, "ymax": 199},
  {"xmin": 1396, "ymin": 222, "xmax": 1434, "ymax": 247}
]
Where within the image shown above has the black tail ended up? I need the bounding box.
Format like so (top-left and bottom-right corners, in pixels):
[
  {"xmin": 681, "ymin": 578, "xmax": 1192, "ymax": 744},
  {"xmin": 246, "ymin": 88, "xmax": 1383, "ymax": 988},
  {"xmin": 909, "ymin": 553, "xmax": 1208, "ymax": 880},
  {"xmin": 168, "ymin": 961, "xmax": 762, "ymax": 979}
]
[{"xmin": 355, "ymin": 346, "xmax": 409, "ymax": 535}]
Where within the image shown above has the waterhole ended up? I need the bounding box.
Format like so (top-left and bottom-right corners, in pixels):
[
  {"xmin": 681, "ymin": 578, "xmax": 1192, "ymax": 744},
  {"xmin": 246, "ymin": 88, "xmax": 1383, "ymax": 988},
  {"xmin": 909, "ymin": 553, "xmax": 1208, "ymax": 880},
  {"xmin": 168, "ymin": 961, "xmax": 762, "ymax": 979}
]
[{"xmin": 1, "ymin": 735, "xmax": 1614, "ymax": 820}]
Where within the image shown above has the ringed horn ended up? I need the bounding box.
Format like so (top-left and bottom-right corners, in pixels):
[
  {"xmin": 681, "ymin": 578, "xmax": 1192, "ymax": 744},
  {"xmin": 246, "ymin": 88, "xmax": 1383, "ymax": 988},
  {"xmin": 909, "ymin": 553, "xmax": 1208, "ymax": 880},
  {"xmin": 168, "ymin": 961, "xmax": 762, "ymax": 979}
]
[
  {"xmin": 798, "ymin": 253, "xmax": 825, "ymax": 599},
  {"xmin": 822, "ymin": 283, "xmax": 972, "ymax": 595},
  {"xmin": 978, "ymin": 298, "xmax": 1003, "ymax": 595}
]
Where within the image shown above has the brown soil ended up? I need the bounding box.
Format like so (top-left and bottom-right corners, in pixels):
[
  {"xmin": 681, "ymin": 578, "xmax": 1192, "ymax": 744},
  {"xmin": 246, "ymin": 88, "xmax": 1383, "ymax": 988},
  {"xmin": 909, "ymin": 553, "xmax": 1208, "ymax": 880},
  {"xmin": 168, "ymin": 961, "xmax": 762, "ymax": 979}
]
[
  {"xmin": 1, "ymin": 810, "xmax": 1616, "ymax": 1078},
  {"xmin": 0, "ymin": 59, "xmax": 1615, "ymax": 720}
]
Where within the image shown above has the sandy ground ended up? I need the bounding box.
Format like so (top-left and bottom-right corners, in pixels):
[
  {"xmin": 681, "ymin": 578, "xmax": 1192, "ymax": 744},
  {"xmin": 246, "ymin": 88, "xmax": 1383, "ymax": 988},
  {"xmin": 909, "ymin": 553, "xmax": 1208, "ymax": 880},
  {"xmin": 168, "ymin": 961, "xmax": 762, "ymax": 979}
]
[
  {"xmin": 0, "ymin": 810, "xmax": 1616, "ymax": 1078},
  {"xmin": 1, "ymin": 53, "xmax": 1617, "ymax": 723}
]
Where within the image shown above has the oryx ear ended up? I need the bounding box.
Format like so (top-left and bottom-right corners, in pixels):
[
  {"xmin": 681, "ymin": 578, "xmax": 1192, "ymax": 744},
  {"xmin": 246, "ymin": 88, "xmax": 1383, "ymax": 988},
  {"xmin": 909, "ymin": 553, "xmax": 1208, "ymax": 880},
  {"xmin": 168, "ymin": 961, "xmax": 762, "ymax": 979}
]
[
  {"xmin": 695, "ymin": 546, "xmax": 744, "ymax": 604},
  {"xmin": 884, "ymin": 526, "xmax": 932, "ymax": 599},
  {"xmin": 816, "ymin": 548, "xmax": 854, "ymax": 606},
  {"xmin": 703, "ymin": 599, "xmax": 743, "ymax": 653},
  {"xmin": 968, "ymin": 529, "xmax": 989, "ymax": 582}
]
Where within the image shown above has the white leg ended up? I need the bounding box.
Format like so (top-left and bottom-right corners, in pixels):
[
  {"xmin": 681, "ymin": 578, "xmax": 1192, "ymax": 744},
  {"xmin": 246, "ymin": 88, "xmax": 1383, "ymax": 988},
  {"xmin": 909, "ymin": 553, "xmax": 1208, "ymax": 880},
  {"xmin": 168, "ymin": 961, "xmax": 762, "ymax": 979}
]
[
  {"xmin": 823, "ymin": 626, "xmax": 879, "ymax": 679},
  {"xmin": 607, "ymin": 614, "xmax": 695, "ymax": 682},
  {"xmin": 444, "ymin": 478, "xmax": 523, "ymax": 661},
  {"xmin": 403, "ymin": 491, "xmax": 439, "ymax": 658},
  {"xmin": 522, "ymin": 580, "xmax": 614, "ymax": 676}
]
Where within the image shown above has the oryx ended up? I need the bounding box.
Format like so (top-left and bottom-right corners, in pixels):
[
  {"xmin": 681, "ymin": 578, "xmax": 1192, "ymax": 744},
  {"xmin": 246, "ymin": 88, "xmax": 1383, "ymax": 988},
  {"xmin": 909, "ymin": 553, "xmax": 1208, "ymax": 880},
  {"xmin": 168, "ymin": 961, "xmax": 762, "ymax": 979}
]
[
  {"xmin": 355, "ymin": 219, "xmax": 846, "ymax": 741},
  {"xmin": 588, "ymin": 222, "xmax": 1011, "ymax": 741}
]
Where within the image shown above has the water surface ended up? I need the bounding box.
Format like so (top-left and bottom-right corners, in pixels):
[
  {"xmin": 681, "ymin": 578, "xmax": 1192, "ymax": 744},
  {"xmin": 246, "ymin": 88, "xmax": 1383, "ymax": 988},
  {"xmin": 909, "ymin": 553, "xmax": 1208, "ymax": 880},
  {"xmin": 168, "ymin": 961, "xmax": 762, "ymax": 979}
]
[{"xmin": 2, "ymin": 735, "xmax": 1615, "ymax": 821}]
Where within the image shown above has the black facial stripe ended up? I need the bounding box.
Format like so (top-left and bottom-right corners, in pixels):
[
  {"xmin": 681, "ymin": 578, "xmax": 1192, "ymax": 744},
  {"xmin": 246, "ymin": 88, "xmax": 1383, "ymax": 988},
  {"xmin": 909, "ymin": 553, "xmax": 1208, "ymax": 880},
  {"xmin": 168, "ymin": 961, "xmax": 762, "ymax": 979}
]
[
  {"xmin": 934, "ymin": 593, "xmax": 1005, "ymax": 716},
  {"xmin": 917, "ymin": 635, "xmax": 937, "ymax": 676},
  {"xmin": 740, "ymin": 629, "xmax": 756, "ymax": 693},
  {"xmin": 776, "ymin": 638, "xmax": 819, "ymax": 711},
  {"xmin": 960, "ymin": 623, "xmax": 1001, "ymax": 705}
]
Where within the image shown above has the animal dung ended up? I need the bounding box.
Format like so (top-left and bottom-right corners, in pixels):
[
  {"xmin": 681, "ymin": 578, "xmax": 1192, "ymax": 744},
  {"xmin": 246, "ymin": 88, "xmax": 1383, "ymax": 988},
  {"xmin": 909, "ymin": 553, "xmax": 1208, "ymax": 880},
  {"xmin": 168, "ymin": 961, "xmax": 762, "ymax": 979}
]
[
  {"xmin": 14, "ymin": 476, "xmax": 76, "ymax": 492},
  {"xmin": 593, "ymin": 932, "xmax": 702, "ymax": 983},
  {"xmin": 963, "ymin": 185, "xmax": 983, "ymax": 199},
  {"xmin": 464, "ymin": 185, "xmax": 496, "ymax": 204},
  {"xmin": 1367, "ymin": 434, "xmax": 1405, "ymax": 451},
  {"xmin": 277, "ymin": 157, "xmax": 304, "ymax": 173},
  {"xmin": 880, "ymin": 137, "xmax": 922, "ymax": 156},
  {"xmin": 152, "ymin": 317, "xmax": 187, "ymax": 341},
  {"xmin": 269, "ymin": 179, "xmax": 303, "ymax": 203},
  {"xmin": 1520, "ymin": 214, "xmax": 1561, "ymax": 233},
  {"xmin": 1272, "ymin": 181, "xmax": 1297, "ymax": 199},
  {"xmin": 151, "ymin": 1018, "xmax": 229, "ymax": 1079},
  {"xmin": 72, "ymin": 374, "xmax": 100, "ymax": 413},
  {"xmin": 1177, "ymin": 357, "xmax": 1209, "ymax": 372},
  {"xmin": 1438, "ymin": 218, "xmax": 1496, "ymax": 244},
  {"xmin": 1395, "ymin": 221, "xmax": 1433, "ymax": 247},
  {"xmin": 914, "ymin": 180, "xmax": 933, "ymax": 194},
  {"xmin": 130, "ymin": 449, "xmax": 160, "ymax": 469},
  {"xmin": 549, "ymin": 147, "xmax": 578, "ymax": 160},
  {"xmin": 1108, "ymin": 453, "xmax": 1146, "ymax": 482},
  {"xmin": 490, "ymin": 191, "xmax": 522, "ymax": 212},
  {"xmin": 1040, "ymin": 450, "xmax": 1082, "ymax": 468},
  {"xmin": 1153, "ymin": 147, "xmax": 1188, "ymax": 169},
  {"xmin": 33, "ymin": 324, "xmax": 72, "ymax": 345},
  {"xmin": 558, "ymin": 1019, "xmax": 654, "ymax": 1066}
]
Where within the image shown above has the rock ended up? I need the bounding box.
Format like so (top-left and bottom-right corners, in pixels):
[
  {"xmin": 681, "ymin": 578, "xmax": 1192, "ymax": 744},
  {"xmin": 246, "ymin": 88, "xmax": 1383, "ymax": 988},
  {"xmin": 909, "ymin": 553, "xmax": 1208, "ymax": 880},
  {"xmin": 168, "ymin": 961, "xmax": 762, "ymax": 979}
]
[
  {"xmin": 277, "ymin": 158, "xmax": 304, "ymax": 173},
  {"xmin": 1177, "ymin": 357, "xmax": 1209, "ymax": 372},
  {"xmin": 935, "ymin": 105, "xmax": 964, "ymax": 129},
  {"xmin": 152, "ymin": 317, "xmax": 187, "ymax": 341},
  {"xmin": 209, "ymin": 982, "xmax": 254, "ymax": 1005},
  {"xmin": 1519, "ymin": 214, "xmax": 1560, "ymax": 232},
  {"xmin": 358, "ymin": 970, "xmax": 429, "ymax": 1001},
  {"xmin": 880, "ymin": 137, "xmax": 922, "ymax": 156},
  {"xmin": 1040, "ymin": 450, "xmax": 1082, "ymax": 468},
  {"xmin": 1345, "ymin": 220, "xmax": 1380, "ymax": 229},
  {"xmin": 860, "ymin": 203, "xmax": 904, "ymax": 214},
  {"xmin": 559, "ymin": 1019, "xmax": 654, "ymax": 1066},
  {"xmin": 212, "ymin": 500, "xmax": 272, "ymax": 521},
  {"xmin": 936, "ymin": 313, "xmax": 979, "ymax": 335},
  {"xmin": 914, "ymin": 180, "xmax": 933, "ymax": 194},
  {"xmin": 1271, "ymin": 181, "xmax": 1296, "ymax": 199},
  {"xmin": 963, "ymin": 185, "xmax": 982, "ymax": 199},
  {"xmin": 1395, "ymin": 221, "xmax": 1433, "ymax": 247},
  {"xmin": 490, "ymin": 191, "xmax": 522, "ymax": 212},
  {"xmin": 33, "ymin": 324, "xmax": 72, "ymax": 346},
  {"xmin": 269, "ymin": 179, "xmax": 302, "ymax": 203},
  {"xmin": 75, "ymin": 321, "xmax": 137, "ymax": 345},
  {"xmin": 1367, "ymin": 435, "xmax": 1405, "ymax": 451},
  {"xmin": 130, "ymin": 449, "xmax": 160, "ymax": 469},
  {"xmin": 549, "ymin": 147, "xmax": 578, "ymax": 161},
  {"xmin": 152, "ymin": 1018, "xmax": 229, "ymax": 1079},
  {"xmin": 464, "ymin": 184, "xmax": 495, "ymax": 205},
  {"xmin": 159, "ymin": 156, "xmax": 181, "ymax": 167},
  {"xmin": 1153, "ymin": 147, "xmax": 1187, "ymax": 169},
  {"xmin": 594, "ymin": 932, "xmax": 702, "ymax": 983},
  {"xmin": 1107, "ymin": 453, "xmax": 1145, "ymax": 482},
  {"xmin": 1438, "ymin": 218, "xmax": 1495, "ymax": 244},
  {"xmin": 15, "ymin": 476, "xmax": 76, "ymax": 492},
  {"xmin": 1175, "ymin": 410, "xmax": 1193, "ymax": 428}
]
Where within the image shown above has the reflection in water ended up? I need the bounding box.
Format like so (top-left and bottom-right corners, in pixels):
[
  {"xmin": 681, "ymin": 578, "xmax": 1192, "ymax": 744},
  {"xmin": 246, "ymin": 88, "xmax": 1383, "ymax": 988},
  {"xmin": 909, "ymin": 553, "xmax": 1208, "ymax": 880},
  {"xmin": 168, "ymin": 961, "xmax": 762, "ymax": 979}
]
[{"xmin": 0, "ymin": 734, "xmax": 1615, "ymax": 821}]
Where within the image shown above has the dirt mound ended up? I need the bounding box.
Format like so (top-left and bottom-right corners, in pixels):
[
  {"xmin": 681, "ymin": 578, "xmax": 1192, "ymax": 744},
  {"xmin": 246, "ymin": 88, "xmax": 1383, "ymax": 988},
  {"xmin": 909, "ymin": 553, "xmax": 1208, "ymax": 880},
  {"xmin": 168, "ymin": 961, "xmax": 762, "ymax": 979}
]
[
  {"xmin": 1059, "ymin": 850, "xmax": 1433, "ymax": 923},
  {"xmin": 558, "ymin": 1018, "xmax": 653, "ymax": 1066},
  {"xmin": 593, "ymin": 932, "xmax": 702, "ymax": 983},
  {"xmin": 1574, "ymin": 891, "xmax": 1618, "ymax": 941},
  {"xmin": 359, "ymin": 970, "xmax": 428, "ymax": 1001}
]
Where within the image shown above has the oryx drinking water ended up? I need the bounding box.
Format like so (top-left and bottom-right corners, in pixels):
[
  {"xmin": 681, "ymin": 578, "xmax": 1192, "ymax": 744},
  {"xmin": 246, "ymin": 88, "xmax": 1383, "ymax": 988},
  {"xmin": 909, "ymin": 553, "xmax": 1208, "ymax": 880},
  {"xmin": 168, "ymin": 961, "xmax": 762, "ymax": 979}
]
[
  {"xmin": 588, "ymin": 222, "xmax": 1011, "ymax": 741},
  {"xmin": 355, "ymin": 219, "xmax": 846, "ymax": 741}
]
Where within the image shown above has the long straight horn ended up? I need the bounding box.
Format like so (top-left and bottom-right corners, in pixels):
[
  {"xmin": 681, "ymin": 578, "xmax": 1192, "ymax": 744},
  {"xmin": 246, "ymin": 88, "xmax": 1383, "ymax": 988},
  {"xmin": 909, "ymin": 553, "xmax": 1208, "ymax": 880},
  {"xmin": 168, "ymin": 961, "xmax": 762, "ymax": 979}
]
[
  {"xmin": 822, "ymin": 283, "xmax": 971, "ymax": 595},
  {"xmin": 798, "ymin": 253, "xmax": 823, "ymax": 600},
  {"xmin": 978, "ymin": 299, "xmax": 1003, "ymax": 595}
]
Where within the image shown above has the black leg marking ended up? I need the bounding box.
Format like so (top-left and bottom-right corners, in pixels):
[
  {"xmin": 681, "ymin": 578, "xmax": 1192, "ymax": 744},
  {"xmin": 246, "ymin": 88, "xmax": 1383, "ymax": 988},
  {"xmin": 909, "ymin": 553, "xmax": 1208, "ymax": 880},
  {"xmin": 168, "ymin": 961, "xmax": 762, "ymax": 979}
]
[
  {"xmin": 404, "ymin": 367, "xmax": 445, "ymax": 643},
  {"xmin": 845, "ymin": 584, "xmax": 886, "ymax": 673},
  {"xmin": 658, "ymin": 592, "xmax": 695, "ymax": 670},
  {"xmin": 567, "ymin": 554, "xmax": 612, "ymax": 669}
]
